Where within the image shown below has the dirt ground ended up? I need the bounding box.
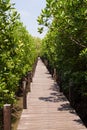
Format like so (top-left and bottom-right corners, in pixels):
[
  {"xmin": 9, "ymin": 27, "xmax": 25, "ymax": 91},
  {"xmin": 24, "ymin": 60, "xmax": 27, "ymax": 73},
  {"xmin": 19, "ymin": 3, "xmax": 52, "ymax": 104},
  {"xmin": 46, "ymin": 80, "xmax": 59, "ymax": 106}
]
[{"xmin": 11, "ymin": 97, "xmax": 23, "ymax": 130}]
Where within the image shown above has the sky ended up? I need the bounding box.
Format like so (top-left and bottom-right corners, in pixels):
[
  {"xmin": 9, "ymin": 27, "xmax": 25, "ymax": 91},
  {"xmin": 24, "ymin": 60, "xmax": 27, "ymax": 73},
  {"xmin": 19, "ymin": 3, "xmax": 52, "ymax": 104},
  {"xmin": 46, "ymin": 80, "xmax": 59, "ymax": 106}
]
[{"xmin": 11, "ymin": 0, "xmax": 46, "ymax": 38}]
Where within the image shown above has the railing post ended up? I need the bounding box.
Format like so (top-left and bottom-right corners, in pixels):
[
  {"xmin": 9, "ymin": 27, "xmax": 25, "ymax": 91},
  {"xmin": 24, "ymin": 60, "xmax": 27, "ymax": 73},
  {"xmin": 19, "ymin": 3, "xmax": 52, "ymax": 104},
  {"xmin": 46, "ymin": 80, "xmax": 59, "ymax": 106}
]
[
  {"xmin": 3, "ymin": 104, "xmax": 11, "ymax": 130},
  {"xmin": 23, "ymin": 81, "xmax": 27, "ymax": 109},
  {"xmin": 27, "ymin": 72, "xmax": 32, "ymax": 92},
  {"xmin": 53, "ymin": 68, "xmax": 57, "ymax": 81},
  {"xmin": 69, "ymin": 80, "xmax": 74, "ymax": 106}
]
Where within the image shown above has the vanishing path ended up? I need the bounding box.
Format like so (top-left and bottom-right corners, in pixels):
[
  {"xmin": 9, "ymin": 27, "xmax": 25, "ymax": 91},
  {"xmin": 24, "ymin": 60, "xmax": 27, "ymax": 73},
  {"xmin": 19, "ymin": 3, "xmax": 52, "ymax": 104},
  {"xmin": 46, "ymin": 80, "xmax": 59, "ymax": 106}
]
[{"xmin": 17, "ymin": 59, "xmax": 87, "ymax": 130}]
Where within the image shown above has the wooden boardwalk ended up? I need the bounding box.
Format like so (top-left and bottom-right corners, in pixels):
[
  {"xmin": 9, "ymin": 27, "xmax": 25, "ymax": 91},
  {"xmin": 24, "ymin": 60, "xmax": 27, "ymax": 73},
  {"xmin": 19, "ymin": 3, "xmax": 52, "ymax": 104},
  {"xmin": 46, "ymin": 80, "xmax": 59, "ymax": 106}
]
[{"xmin": 17, "ymin": 59, "xmax": 87, "ymax": 130}]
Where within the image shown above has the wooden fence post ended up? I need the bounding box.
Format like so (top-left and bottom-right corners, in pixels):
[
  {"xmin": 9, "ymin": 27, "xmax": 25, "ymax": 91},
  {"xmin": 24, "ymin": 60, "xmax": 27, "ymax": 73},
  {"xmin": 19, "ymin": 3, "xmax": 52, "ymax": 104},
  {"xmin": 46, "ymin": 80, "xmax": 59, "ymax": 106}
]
[
  {"xmin": 27, "ymin": 71, "xmax": 32, "ymax": 92},
  {"xmin": 3, "ymin": 104, "xmax": 11, "ymax": 130},
  {"xmin": 53, "ymin": 68, "xmax": 57, "ymax": 81},
  {"xmin": 23, "ymin": 81, "xmax": 27, "ymax": 109},
  {"xmin": 69, "ymin": 80, "xmax": 74, "ymax": 106}
]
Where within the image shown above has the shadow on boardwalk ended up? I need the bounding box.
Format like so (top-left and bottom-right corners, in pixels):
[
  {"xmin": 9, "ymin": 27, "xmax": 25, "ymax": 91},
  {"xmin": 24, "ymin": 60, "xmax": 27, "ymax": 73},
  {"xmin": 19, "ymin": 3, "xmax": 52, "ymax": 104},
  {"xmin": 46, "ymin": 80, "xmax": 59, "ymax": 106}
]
[
  {"xmin": 17, "ymin": 59, "xmax": 86, "ymax": 130},
  {"xmin": 39, "ymin": 82, "xmax": 85, "ymax": 126},
  {"xmin": 39, "ymin": 83, "xmax": 67, "ymax": 102}
]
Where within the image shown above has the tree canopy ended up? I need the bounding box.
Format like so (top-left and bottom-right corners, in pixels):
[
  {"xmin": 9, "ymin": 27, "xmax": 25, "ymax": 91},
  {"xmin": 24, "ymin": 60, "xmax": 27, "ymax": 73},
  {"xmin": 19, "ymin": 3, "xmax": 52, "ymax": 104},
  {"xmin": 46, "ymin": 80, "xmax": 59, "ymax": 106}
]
[
  {"xmin": 0, "ymin": 0, "xmax": 40, "ymax": 107},
  {"xmin": 38, "ymin": 0, "xmax": 87, "ymax": 103}
]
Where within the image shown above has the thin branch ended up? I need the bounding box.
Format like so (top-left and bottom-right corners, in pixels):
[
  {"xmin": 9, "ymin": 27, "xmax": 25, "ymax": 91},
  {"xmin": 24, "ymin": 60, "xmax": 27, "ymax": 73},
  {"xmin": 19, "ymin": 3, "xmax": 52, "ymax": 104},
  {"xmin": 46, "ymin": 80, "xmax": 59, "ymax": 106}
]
[{"xmin": 70, "ymin": 37, "xmax": 87, "ymax": 48}]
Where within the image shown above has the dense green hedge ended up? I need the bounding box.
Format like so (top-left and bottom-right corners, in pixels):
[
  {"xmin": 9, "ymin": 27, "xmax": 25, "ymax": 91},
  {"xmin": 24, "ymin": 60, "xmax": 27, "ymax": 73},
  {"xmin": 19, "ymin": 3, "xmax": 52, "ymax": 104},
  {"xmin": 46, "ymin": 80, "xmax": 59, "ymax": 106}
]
[
  {"xmin": 0, "ymin": 0, "xmax": 39, "ymax": 107},
  {"xmin": 38, "ymin": 0, "xmax": 87, "ymax": 104}
]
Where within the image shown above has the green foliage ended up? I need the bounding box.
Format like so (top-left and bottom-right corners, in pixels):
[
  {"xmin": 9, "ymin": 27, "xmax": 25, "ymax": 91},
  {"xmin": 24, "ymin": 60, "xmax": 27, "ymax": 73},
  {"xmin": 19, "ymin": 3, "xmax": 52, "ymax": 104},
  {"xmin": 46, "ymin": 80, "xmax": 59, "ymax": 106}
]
[
  {"xmin": 38, "ymin": 0, "xmax": 87, "ymax": 97},
  {"xmin": 0, "ymin": 0, "xmax": 38, "ymax": 108}
]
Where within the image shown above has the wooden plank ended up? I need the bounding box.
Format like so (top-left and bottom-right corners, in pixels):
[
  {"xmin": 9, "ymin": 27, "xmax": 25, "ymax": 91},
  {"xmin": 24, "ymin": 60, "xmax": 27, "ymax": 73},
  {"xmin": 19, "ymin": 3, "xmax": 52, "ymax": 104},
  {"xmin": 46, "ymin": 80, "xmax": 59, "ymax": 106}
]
[{"xmin": 17, "ymin": 59, "xmax": 87, "ymax": 130}]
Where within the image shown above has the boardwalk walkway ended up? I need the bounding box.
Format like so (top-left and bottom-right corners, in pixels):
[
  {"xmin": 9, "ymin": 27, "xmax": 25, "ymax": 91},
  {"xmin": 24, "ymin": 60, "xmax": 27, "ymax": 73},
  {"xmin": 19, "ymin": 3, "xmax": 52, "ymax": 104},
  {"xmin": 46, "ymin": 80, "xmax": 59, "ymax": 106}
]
[{"xmin": 17, "ymin": 59, "xmax": 87, "ymax": 130}]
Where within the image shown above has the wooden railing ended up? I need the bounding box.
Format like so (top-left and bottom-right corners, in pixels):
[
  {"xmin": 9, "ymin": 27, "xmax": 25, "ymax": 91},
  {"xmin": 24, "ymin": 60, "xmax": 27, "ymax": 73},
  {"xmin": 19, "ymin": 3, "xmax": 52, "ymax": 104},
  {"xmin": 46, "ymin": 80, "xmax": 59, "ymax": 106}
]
[{"xmin": 0, "ymin": 58, "xmax": 38, "ymax": 130}]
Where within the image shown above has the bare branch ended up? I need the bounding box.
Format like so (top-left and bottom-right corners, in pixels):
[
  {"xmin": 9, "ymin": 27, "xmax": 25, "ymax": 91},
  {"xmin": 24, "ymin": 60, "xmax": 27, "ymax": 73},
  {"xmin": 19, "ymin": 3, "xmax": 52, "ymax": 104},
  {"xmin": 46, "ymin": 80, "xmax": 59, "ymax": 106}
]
[{"xmin": 70, "ymin": 37, "xmax": 87, "ymax": 48}]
